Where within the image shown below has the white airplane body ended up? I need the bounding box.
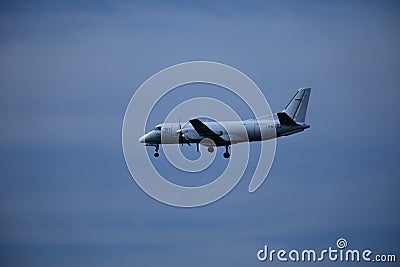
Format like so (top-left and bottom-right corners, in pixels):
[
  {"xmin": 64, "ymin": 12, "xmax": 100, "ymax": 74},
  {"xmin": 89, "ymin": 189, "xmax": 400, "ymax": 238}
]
[{"xmin": 139, "ymin": 88, "xmax": 311, "ymax": 158}]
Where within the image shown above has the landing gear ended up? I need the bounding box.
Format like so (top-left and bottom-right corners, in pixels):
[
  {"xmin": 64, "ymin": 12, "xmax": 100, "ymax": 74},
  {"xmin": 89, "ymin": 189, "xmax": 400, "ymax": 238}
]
[
  {"xmin": 207, "ymin": 147, "xmax": 214, "ymax": 153},
  {"xmin": 154, "ymin": 144, "xmax": 159, "ymax": 158},
  {"xmin": 223, "ymin": 145, "xmax": 230, "ymax": 158}
]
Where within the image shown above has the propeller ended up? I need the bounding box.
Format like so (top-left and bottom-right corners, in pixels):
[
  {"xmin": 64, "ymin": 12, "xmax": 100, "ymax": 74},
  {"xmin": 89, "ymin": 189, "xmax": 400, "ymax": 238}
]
[
  {"xmin": 177, "ymin": 117, "xmax": 184, "ymax": 146},
  {"xmin": 177, "ymin": 118, "xmax": 191, "ymax": 147}
]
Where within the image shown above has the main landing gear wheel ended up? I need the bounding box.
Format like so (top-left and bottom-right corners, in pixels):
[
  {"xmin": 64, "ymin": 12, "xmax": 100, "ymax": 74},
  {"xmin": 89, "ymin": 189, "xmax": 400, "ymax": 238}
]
[
  {"xmin": 154, "ymin": 144, "xmax": 160, "ymax": 158},
  {"xmin": 223, "ymin": 145, "xmax": 230, "ymax": 158},
  {"xmin": 207, "ymin": 147, "xmax": 214, "ymax": 153}
]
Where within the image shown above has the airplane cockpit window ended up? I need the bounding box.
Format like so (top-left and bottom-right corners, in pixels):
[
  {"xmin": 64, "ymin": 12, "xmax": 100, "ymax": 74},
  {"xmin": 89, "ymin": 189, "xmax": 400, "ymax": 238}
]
[{"xmin": 154, "ymin": 125, "xmax": 162, "ymax": 131}]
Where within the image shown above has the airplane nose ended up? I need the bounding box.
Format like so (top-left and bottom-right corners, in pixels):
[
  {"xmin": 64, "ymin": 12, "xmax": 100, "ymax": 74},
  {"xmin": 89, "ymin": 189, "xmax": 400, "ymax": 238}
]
[{"xmin": 139, "ymin": 135, "xmax": 145, "ymax": 143}]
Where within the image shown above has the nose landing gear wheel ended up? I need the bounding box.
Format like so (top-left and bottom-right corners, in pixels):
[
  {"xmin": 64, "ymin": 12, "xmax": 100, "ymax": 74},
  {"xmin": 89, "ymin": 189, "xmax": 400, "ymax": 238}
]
[
  {"xmin": 154, "ymin": 144, "xmax": 160, "ymax": 158},
  {"xmin": 207, "ymin": 147, "xmax": 214, "ymax": 153}
]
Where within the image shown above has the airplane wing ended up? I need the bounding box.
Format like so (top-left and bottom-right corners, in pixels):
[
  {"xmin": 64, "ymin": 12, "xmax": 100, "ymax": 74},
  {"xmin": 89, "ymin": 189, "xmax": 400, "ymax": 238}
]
[{"xmin": 189, "ymin": 119, "xmax": 228, "ymax": 145}]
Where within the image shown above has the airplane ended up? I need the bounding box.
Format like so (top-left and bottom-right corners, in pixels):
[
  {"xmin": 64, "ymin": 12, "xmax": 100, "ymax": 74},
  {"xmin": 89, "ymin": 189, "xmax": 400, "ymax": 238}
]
[{"xmin": 139, "ymin": 88, "xmax": 311, "ymax": 158}]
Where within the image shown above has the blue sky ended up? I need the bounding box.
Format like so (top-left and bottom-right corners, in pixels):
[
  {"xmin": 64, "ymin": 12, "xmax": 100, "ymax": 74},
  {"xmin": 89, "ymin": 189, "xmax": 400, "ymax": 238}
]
[{"xmin": 1, "ymin": 1, "xmax": 399, "ymax": 266}]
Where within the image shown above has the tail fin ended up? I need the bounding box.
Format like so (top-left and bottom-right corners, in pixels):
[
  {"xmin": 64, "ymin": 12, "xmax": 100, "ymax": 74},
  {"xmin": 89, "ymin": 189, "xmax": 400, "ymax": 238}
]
[{"xmin": 283, "ymin": 87, "xmax": 311, "ymax": 123}]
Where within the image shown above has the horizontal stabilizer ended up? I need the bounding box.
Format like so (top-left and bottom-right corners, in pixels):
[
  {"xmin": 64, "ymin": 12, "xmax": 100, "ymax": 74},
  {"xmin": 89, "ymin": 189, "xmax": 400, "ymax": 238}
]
[{"xmin": 277, "ymin": 112, "xmax": 299, "ymax": 126}]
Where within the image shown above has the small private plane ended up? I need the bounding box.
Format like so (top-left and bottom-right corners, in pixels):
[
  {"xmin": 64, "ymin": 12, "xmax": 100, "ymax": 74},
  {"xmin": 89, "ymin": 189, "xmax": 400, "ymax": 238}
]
[{"xmin": 139, "ymin": 88, "xmax": 311, "ymax": 158}]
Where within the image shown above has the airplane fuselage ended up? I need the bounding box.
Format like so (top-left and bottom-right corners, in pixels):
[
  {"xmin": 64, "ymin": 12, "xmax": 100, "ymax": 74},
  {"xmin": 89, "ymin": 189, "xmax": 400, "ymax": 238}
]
[{"xmin": 139, "ymin": 119, "xmax": 309, "ymax": 146}]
